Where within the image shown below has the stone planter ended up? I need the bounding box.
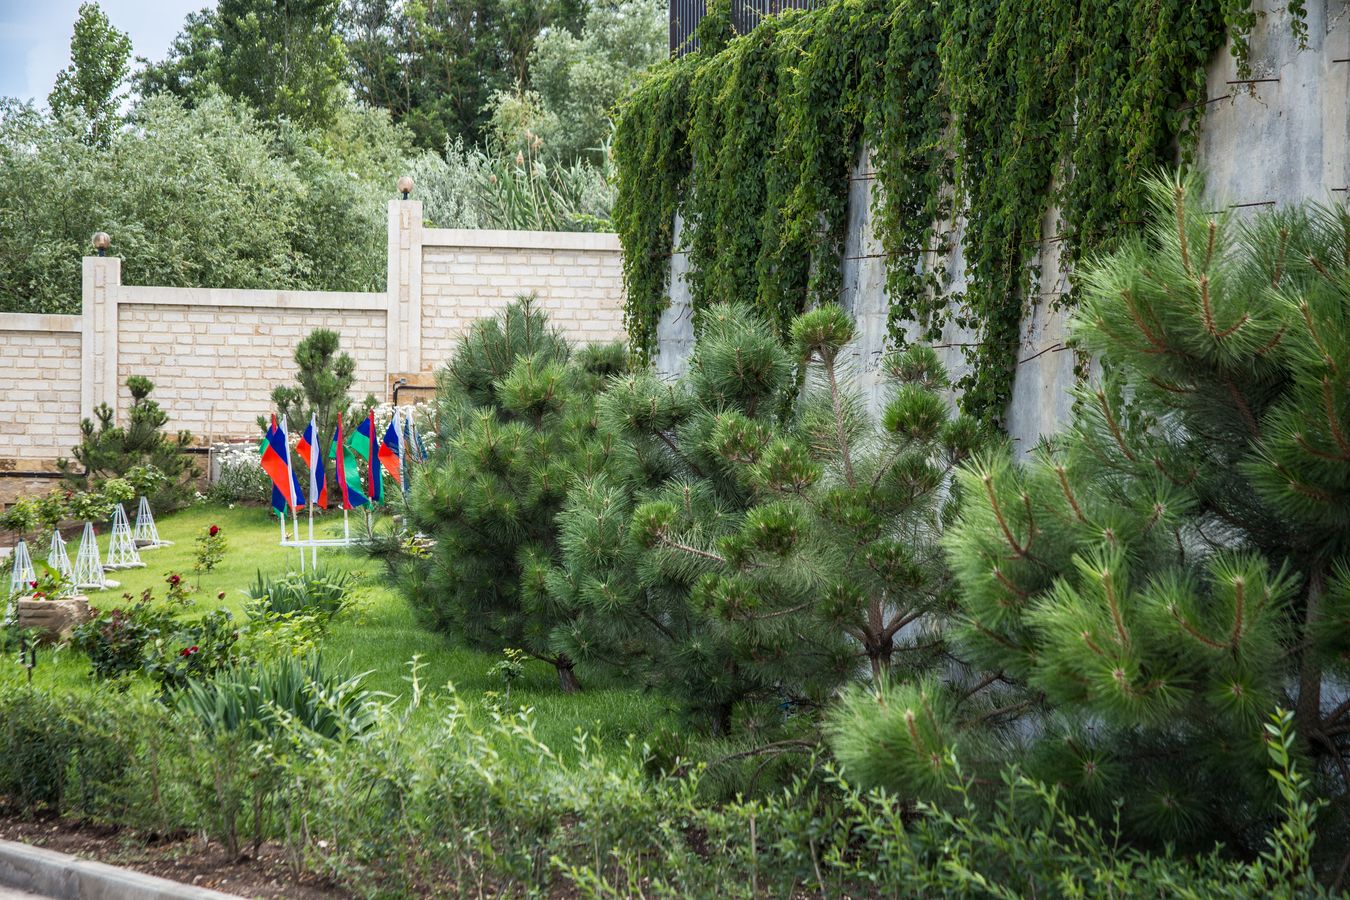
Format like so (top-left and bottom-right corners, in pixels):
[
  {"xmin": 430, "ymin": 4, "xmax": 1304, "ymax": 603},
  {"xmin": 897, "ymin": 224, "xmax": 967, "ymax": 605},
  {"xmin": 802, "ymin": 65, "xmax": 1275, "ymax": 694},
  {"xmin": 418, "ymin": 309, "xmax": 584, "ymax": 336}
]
[{"xmin": 16, "ymin": 596, "xmax": 92, "ymax": 644}]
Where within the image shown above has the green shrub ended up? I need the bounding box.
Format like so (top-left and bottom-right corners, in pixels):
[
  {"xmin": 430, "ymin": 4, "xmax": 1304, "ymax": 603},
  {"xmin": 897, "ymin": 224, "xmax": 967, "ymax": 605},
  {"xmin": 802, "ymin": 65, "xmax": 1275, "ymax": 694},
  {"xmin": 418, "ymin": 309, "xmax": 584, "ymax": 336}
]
[
  {"xmin": 245, "ymin": 567, "xmax": 352, "ymax": 620},
  {"xmin": 70, "ymin": 591, "xmax": 181, "ymax": 680},
  {"xmin": 176, "ymin": 656, "xmax": 379, "ymax": 743},
  {"xmin": 142, "ymin": 608, "xmax": 240, "ymax": 693}
]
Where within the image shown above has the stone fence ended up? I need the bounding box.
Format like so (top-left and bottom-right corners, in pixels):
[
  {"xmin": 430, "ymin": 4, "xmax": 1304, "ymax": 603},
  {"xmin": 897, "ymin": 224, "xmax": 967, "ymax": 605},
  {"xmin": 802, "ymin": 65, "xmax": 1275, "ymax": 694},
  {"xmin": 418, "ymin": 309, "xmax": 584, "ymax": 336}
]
[{"xmin": 0, "ymin": 200, "xmax": 625, "ymax": 498}]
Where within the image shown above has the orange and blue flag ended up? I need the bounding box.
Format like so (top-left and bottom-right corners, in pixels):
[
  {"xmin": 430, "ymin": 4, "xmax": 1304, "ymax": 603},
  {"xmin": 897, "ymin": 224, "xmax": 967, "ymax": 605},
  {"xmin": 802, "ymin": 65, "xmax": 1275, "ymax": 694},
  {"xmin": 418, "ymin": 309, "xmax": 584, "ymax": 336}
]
[
  {"xmin": 262, "ymin": 414, "xmax": 305, "ymax": 511},
  {"xmin": 378, "ymin": 412, "xmax": 402, "ymax": 488}
]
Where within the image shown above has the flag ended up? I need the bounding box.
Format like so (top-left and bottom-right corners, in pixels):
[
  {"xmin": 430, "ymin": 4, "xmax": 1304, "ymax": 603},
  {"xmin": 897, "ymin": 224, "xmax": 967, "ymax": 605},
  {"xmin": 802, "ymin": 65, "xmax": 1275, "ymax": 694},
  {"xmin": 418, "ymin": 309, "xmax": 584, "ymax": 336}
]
[
  {"xmin": 378, "ymin": 411, "xmax": 402, "ymax": 487},
  {"xmin": 356, "ymin": 411, "xmax": 383, "ymax": 503},
  {"xmin": 261, "ymin": 415, "xmax": 305, "ymax": 511},
  {"xmin": 296, "ymin": 415, "xmax": 327, "ymax": 509},
  {"xmin": 332, "ymin": 418, "xmax": 368, "ymax": 509},
  {"xmin": 260, "ymin": 420, "xmax": 285, "ymax": 517}
]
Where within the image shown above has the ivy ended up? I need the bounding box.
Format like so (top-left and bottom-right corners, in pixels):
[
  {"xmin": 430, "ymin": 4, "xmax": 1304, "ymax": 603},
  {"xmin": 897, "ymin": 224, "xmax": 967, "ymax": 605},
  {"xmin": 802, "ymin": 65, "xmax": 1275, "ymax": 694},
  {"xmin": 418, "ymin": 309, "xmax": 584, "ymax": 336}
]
[{"xmin": 614, "ymin": 0, "xmax": 1304, "ymax": 427}]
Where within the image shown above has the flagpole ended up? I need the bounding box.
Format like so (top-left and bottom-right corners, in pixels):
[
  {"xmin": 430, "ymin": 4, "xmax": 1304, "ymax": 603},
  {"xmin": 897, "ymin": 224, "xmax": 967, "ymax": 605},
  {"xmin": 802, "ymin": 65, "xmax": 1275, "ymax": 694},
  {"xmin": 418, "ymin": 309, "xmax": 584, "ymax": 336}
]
[
  {"xmin": 307, "ymin": 414, "xmax": 317, "ymax": 568},
  {"xmin": 282, "ymin": 415, "xmax": 304, "ymax": 573},
  {"xmin": 396, "ymin": 409, "xmax": 407, "ymax": 495}
]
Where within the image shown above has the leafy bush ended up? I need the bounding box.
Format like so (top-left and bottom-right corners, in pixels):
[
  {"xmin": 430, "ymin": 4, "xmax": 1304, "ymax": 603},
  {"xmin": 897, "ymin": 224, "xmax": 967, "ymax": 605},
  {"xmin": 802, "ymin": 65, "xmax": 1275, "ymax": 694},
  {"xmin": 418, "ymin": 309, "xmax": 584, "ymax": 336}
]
[
  {"xmin": 69, "ymin": 590, "xmax": 181, "ymax": 680},
  {"xmin": 142, "ymin": 608, "xmax": 240, "ymax": 693},
  {"xmin": 245, "ymin": 567, "xmax": 352, "ymax": 620}
]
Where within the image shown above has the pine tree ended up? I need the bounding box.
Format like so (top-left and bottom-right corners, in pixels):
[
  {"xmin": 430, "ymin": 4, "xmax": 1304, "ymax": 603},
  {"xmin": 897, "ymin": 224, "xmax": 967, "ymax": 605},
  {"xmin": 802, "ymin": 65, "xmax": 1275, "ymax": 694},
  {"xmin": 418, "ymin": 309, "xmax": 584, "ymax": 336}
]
[
  {"xmin": 830, "ymin": 175, "xmax": 1350, "ymax": 856},
  {"xmin": 548, "ymin": 304, "xmax": 977, "ymax": 734},
  {"xmin": 59, "ymin": 376, "xmax": 194, "ymax": 508},
  {"xmin": 406, "ymin": 297, "xmax": 627, "ymax": 691}
]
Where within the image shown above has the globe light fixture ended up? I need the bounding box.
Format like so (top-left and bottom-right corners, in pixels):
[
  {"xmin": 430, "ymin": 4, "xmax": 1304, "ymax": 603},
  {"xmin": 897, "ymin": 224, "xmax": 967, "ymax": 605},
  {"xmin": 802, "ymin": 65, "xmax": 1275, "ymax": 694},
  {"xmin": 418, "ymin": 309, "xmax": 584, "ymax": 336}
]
[
  {"xmin": 92, "ymin": 232, "xmax": 111, "ymax": 257},
  {"xmin": 397, "ymin": 176, "xmax": 414, "ymax": 200}
]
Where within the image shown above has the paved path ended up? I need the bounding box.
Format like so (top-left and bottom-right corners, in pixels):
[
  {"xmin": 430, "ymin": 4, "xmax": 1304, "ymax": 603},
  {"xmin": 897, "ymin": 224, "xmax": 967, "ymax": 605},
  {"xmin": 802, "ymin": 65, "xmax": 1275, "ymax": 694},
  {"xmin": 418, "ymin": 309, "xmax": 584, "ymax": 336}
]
[{"xmin": 0, "ymin": 888, "xmax": 45, "ymax": 898}]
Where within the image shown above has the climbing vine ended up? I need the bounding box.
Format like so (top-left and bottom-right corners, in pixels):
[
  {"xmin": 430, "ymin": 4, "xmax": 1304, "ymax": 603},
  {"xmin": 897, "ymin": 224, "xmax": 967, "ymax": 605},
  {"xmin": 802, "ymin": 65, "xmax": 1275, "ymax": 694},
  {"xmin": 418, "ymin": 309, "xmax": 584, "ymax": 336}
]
[{"xmin": 614, "ymin": 0, "xmax": 1308, "ymax": 427}]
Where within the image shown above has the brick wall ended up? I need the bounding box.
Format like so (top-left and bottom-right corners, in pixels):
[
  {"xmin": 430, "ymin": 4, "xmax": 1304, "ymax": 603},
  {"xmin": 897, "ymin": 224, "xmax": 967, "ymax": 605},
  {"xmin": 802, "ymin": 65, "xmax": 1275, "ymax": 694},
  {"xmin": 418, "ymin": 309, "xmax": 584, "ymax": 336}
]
[
  {"xmin": 0, "ymin": 202, "xmax": 628, "ymax": 492},
  {"xmin": 0, "ymin": 315, "xmax": 82, "ymax": 466},
  {"xmin": 419, "ymin": 229, "xmax": 626, "ymax": 370},
  {"xmin": 117, "ymin": 291, "xmax": 387, "ymax": 439}
]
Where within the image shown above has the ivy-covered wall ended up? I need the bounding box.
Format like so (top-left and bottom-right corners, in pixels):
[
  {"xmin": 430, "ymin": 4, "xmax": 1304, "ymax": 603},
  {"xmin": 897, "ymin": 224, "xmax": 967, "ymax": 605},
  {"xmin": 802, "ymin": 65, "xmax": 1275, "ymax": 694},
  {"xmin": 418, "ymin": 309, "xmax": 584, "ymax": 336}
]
[{"xmin": 615, "ymin": 0, "xmax": 1340, "ymax": 440}]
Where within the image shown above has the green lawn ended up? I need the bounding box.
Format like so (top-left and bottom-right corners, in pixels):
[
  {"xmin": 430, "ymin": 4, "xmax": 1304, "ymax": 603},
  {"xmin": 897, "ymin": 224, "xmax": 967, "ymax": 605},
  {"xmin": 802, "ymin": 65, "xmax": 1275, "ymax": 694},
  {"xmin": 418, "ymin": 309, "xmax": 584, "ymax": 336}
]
[{"xmin": 5, "ymin": 503, "xmax": 676, "ymax": 751}]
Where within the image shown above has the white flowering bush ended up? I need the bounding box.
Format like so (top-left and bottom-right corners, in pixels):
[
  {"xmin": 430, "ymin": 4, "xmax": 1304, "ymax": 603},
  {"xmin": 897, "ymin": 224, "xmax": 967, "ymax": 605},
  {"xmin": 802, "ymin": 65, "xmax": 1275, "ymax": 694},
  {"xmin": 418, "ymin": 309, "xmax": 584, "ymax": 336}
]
[{"xmin": 209, "ymin": 443, "xmax": 270, "ymax": 503}]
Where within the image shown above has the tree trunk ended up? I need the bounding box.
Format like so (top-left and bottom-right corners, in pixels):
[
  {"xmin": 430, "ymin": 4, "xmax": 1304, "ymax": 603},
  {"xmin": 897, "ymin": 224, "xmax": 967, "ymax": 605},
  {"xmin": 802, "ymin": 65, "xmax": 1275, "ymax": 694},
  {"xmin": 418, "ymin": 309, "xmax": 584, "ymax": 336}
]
[
  {"xmin": 556, "ymin": 658, "xmax": 581, "ymax": 693},
  {"xmin": 711, "ymin": 701, "xmax": 734, "ymax": 738},
  {"xmin": 1295, "ymin": 565, "xmax": 1326, "ymax": 739}
]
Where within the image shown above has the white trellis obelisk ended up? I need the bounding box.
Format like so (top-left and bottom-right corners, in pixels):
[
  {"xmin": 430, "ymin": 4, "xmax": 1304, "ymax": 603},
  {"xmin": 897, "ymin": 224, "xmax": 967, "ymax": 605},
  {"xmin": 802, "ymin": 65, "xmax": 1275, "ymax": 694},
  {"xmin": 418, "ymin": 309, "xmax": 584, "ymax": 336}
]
[
  {"xmin": 46, "ymin": 530, "xmax": 74, "ymax": 585},
  {"xmin": 105, "ymin": 503, "xmax": 145, "ymax": 570},
  {"xmin": 7, "ymin": 540, "xmax": 36, "ymax": 598},
  {"xmin": 73, "ymin": 522, "xmax": 117, "ymax": 590},
  {"xmin": 133, "ymin": 495, "xmax": 171, "ymax": 548}
]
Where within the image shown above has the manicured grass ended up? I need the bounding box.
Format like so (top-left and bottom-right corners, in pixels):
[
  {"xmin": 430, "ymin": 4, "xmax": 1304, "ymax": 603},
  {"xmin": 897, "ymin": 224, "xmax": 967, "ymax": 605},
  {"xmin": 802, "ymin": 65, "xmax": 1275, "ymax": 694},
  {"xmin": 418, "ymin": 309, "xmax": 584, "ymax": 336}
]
[{"xmin": 5, "ymin": 503, "xmax": 676, "ymax": 751}]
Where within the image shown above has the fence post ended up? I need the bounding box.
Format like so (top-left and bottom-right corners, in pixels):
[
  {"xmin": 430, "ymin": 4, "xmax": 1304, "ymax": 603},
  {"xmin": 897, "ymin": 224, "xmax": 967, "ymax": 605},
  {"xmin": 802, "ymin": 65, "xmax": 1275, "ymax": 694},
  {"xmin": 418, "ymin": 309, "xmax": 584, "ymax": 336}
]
[
  {"xmin": 81, "ymin": 254, "xmax": 121, "ymax": 423},
  {"xmin": 387, "ymin": 197, "xmax": 424, "ymax": 379}
]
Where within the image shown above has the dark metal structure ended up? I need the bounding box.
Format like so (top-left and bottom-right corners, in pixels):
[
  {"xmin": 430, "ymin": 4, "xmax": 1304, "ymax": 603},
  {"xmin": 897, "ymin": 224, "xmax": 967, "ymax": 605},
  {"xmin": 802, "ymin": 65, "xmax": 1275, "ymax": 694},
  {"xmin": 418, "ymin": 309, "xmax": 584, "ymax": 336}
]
[{"xmin": 670, "ymin": 0, "xmax": 822, "ymax": 57}]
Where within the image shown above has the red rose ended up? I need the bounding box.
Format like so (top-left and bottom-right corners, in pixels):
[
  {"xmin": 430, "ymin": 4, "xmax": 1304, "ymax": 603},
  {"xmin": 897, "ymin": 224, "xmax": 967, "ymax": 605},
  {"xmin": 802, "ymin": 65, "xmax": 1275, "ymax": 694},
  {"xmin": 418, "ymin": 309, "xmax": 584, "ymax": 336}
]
[
  {"xmin": 180, "ymin": 647, "xmax": 191, "ymax": 657},
  {"xmin": 209, "ymin": 525, "xmax": 219, "ymax": 537},
  {"xmin": 29, "ymin": 581, "xmax": 37, "ymax": 588},
  {"xmin": 189, "ymin": 645, "xmax": 199, "ymax": 654},
  {"xmin": 169, "ymin": 574, "xmax": 181, "ymax": 586}
]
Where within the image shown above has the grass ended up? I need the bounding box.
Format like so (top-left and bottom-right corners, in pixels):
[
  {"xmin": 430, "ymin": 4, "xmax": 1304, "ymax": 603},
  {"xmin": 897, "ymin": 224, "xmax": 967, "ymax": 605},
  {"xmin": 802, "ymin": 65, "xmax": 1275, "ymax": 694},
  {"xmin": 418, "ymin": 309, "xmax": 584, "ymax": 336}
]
[{"xmin": 4, "ymin": 502, "xmax": 677, "ymax": 751}]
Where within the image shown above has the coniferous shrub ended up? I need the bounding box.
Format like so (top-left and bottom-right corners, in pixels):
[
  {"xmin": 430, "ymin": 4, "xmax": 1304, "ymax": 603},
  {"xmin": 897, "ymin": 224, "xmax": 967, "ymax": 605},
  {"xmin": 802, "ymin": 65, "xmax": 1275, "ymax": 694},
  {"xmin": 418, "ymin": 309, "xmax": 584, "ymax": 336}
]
[
  {"xmin": 548, "ymin": 304, "xmax": 979, "ymax": 735},
  {"xmin": 59, "ymin": 375, "xmax": 194, "ymax": 509},
  {"xmin": 406, "ymin": 297, "xmax": 629, "ymax": 691},
  {"xmin": 829, "ymin": 175, "xmax": 1350, "ymax": 860}
]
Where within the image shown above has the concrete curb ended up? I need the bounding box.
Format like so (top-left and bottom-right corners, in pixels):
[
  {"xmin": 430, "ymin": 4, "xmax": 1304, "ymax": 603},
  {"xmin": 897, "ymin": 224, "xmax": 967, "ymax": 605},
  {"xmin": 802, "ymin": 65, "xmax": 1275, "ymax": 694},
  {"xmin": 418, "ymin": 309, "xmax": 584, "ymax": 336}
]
[{"xmin": 0, "ymin": 840, "xmax": 237, "ymax": 900}]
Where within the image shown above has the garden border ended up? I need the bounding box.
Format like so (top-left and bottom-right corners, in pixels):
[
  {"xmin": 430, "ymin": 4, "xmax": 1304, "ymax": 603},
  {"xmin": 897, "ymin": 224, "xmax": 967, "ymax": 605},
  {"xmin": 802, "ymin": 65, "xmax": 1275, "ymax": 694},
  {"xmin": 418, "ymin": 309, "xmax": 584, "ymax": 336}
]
[{"xmin": 0, "ymin": 839, "xmax": 237, "ymax": 900}]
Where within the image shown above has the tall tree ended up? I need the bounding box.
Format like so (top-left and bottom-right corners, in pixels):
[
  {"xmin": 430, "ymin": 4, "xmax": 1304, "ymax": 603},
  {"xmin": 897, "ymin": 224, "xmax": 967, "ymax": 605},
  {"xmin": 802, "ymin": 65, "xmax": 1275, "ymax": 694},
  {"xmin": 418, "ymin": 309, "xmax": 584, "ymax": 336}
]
[
  {"xmin": 48, "ymin": 2, "xmax": 132, "ymax": 146},
  {"xmin": 343, "ymin": 0, "xmax": 588, "ymax": 150},
  {"xmin": 136, "ymin": 0, "xmax": 347, "ymax": 128}
]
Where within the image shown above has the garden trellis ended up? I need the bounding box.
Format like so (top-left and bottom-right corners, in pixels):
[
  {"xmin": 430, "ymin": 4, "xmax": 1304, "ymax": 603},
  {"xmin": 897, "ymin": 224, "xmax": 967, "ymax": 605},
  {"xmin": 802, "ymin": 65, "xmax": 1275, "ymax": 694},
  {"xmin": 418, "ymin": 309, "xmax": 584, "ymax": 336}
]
[
  {"xmin": 133, "ymin": 495, "xmax": 170, "ymax": 548},
  {"xmin": 104, "ymin": 503, "xmax": 145, "ymax": 570}
]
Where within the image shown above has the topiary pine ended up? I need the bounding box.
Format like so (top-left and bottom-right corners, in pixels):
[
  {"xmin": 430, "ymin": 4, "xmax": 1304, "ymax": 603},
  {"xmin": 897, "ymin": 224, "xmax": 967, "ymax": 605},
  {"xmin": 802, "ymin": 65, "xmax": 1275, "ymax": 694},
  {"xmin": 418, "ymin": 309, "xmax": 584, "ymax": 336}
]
[
  {"xmin": 405, "ymin": 297, "xmax": 628, "ymax": 692},
  {"xmin": 830, "ymin": 174, "xmax": 1350, "ymax": 860},
  {"xmin": 548, "ymin": 303, "xmax": 980, "ymax": 735}
]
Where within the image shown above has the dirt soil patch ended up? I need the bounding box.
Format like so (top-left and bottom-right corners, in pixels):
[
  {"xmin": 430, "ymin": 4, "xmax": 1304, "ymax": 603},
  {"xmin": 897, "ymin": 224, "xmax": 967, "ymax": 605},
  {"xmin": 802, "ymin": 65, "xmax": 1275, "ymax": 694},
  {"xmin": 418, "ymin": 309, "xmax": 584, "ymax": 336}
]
[{"xmin": 0, "ymin": 815, "xmax": 350, "ymax": 898}]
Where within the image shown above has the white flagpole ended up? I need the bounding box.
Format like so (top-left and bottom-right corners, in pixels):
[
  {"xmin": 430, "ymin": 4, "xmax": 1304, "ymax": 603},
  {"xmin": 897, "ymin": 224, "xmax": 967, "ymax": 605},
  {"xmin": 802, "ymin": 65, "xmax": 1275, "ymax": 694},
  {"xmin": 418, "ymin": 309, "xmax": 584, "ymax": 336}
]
[
  {"xmin": 282, "ymin": 415, "xmax": 304, "ymax": 573},
  {"xmin": 307, "ymin": 414, "xmax": 318, "ymax": 568},
  {"xmin": 396, "ymin": 409, "xmax": 407, "ymax": 494}
]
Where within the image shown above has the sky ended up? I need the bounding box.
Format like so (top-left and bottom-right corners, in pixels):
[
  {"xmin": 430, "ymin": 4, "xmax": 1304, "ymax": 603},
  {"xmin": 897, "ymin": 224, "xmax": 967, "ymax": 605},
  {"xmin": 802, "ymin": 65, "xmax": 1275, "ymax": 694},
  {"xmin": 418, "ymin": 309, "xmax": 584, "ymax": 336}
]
[{"xmin": 0, "ymin": 0, "xmax": 211, "ymax": 104}]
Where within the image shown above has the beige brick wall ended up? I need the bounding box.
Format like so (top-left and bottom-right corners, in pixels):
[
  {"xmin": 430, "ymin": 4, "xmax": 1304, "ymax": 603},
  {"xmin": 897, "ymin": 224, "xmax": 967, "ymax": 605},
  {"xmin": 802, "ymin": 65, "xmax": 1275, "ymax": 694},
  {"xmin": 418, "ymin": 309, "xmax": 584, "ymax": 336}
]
[
  {"xmin": 0, "ymin": 219, "xmax": 627, "ymax": 487},
  {"xmin": 116, "ymin": 301, "xmax": 388, "ymax": 442},
  {"xmin": 420, "ymin": 233, "xmax": 625, "ymax": 371},
  {"xmin": 0, "ymin": 318, "xmax": 82, "ymax": 465}
]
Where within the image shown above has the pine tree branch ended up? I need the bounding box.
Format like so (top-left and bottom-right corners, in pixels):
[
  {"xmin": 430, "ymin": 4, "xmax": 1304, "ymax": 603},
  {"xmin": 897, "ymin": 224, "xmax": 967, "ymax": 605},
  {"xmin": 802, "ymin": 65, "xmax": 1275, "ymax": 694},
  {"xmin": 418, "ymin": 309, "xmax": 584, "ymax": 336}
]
[
  {"xmin": 656, "ymin": 430, "xmax": 705, "ymax": 477},
  {"xmin": 1094, "ymin": 390, "xmax": 1138, "ymax": 463},
  {"xmin": 824, "ymin": 354, "xmax": 856, "ymax": 488},
  {"xmin": 1053, "ymin": 464, "xmax": 1088, "ymax": 523},
  {"xmin": 1222, "ymin": 376, "xmax": 1261, "ymax": 439},
  {"xmin": 1168, "ymin": 606, "xmax": 1228, "ymax": 650}
]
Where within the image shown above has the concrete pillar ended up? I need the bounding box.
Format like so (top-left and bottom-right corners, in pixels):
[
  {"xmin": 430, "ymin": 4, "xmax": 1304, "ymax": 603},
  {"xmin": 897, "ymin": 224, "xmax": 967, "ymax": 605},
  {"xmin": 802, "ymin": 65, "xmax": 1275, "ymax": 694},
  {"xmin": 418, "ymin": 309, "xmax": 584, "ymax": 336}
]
[
  {"xmin": 386, "ymin": 198, "xmax": 424, "ymax": 376},
  {"xmin": 81, "ymin": 255, "xmax": 120, "ymax": 422}
]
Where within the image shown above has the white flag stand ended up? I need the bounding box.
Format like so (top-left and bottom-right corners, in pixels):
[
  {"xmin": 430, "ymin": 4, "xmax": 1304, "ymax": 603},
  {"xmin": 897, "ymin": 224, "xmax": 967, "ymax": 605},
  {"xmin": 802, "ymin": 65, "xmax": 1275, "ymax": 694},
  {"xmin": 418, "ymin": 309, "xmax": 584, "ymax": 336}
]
[
  {"xmin": 46, "ymin": 530, "xmax": 74, "ymax": 586},
  {"xmin": 133, "ymin": 495, "xmax": 171, "ymax": 548},
  {"xmin": 105, "ymin": 503, "xmax": 145, "ymax": 570},
  {"xmin": 74, "ymin": 521, "xmax": 118, "ymax": 590}
]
